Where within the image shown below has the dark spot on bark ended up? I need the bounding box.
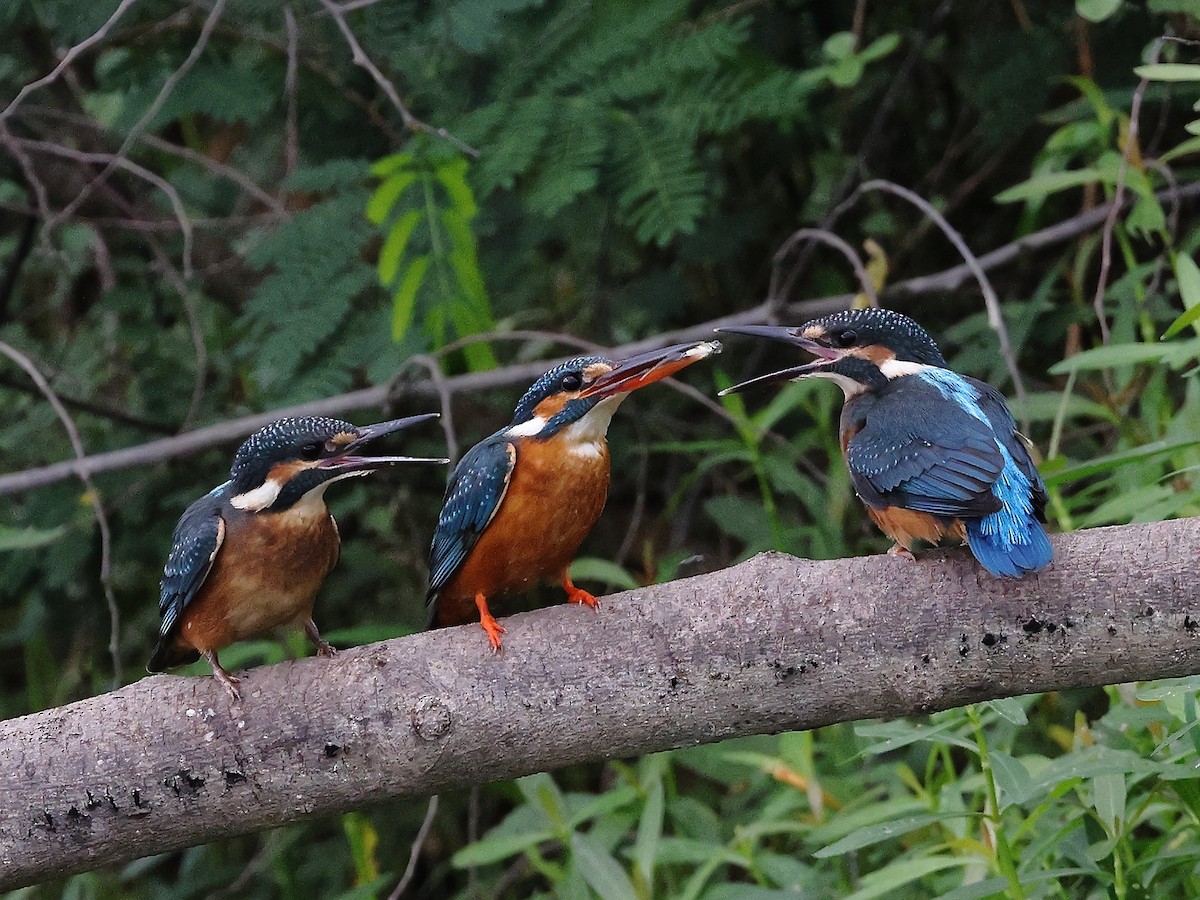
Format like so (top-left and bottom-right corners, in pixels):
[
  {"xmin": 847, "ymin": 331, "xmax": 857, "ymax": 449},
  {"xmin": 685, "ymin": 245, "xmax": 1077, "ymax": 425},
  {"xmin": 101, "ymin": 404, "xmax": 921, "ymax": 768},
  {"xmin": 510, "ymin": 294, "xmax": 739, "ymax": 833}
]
[
  {"xmin": 39, "ymin": 811, "xmax": 54, "ymax": 831},
  {"xmin": 132, "ymin": 789, "xmax": 146, "ymax": 807},
  {"xmin": 1046, "ymin": 622, "xmax": 1057, "ymax": 633},
  {"xmin": 772, "ymin": 661, "xmax": 799, "ymax": 682},
  {"xmin": 668, "ymin": 675, "xmax": 678, "ymax": 690},
  {"xmin": 168, "ymin": 768, "xmax": 206, "ymax": 795},
  {"xmin": 922, "ymin": 654, "xmax": 930, "ymax": 665},
  {"xmin": 85, "ymin": 790, "xmax": 103, "ymax": 811},
  {"xmin": 981, "ymin": 633, "xmax": 1006, "ymax": 647},
  {"xmin": 1108, "ymin": 624, "xmax": 1118, "ymax": 635},
  {"xmin": 1186, "ymin": 615, "xmax": 1198, "ymax": 632},
  {"xmin": 1023, "ymin": 618, "xmax": 1043, "ymax": 634},
  {"xmin": 1138, "ymin": 607, "xmax": 1155, "ymax": 618},
  {"xmin": 224, "ymin": 770, "xmax": 247, "ymax": 787},
  {"xmin": 1063, "ymin": 617, "xmax": 1075, "ymax": 628},
  {"xmin": 324, "ymin": 742, "xmax": 341, "ymax": 758}
]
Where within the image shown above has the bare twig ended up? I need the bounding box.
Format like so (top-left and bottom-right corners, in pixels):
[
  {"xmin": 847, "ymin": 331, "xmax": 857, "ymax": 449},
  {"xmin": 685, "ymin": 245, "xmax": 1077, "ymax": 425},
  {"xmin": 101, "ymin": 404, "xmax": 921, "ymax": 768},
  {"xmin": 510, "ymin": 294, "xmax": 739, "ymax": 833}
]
[
  {"xmin": 847, "ymin": 179, "xmax": 1028, "ymax": 415},
  {"xmin": 16, "ymin": 136, "xmax": 197, "ymax": 279},
  {"xmin": 0, "ymin": 341, "xmax": 122, "ymax": 687},
  {"xmin": 771, "ymin": 227, "xmax": 879, "ymax": 309},
  {"xmin": 283, "ymin": 7, "xmax": 300, "ymax": 180},
  {"xmin": 0, "ymin": 125, "xmax": 52, "ymax": 220},
  {"xmin": 1093, "ymin": 39, "xmax": 1160, "ymax": 343},
  {"xmin": 0, "ymin": 0, "xmax": 142, "ymax": 124},
  {"xmin": 42, "ymin": 0, "xmax": 229, "ymax": 245},
  {"xmin": 386, "ymin": 794, "xmax": 440, "ymax": 900},
  {"xmin": 316, "ymin": 0, "xmax": 480, "ymax": 157},
  {"xmin": 401, "ymin": 355, "xmax": 460, "ymax": 465}
]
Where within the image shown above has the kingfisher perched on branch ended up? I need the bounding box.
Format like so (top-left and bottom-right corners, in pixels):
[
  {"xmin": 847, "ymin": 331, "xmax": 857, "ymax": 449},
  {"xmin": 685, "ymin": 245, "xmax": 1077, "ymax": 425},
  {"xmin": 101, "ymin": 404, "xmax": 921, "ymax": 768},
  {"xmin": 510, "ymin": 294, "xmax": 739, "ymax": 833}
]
[
  {"xmin": 718, "ymin": 308, "xmax": 1051, "ymax": 578},
  {"xmin": 148, "ymin": 414, "xmax": 447, "ymax": 699},
  {"xmin": 426, "ymin": 341, "xmax": 721, "ymax": 651}
]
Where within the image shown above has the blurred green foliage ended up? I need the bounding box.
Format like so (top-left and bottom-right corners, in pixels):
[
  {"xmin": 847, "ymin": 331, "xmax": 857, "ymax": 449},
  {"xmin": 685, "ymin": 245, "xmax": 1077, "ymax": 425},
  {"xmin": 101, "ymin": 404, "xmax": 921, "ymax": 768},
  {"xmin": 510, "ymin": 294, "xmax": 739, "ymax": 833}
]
[{"xmin": 2, "ymin": 0, "xmax": 1200, "ymax": 896}]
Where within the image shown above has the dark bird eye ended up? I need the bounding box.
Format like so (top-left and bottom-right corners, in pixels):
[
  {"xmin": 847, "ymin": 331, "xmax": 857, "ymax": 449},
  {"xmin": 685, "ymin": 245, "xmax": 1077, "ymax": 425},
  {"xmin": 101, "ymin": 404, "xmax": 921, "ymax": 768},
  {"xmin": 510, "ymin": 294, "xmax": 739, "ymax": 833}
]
[
  {"xmin": 561, "ymin": 372, "xmax": 583, "ymax": 391},
  {"xmin": 834, "ymin": 329, "xmax": 858, "ymax": 348},
  {"xmin": 299, "ymin": 442, "xmax": 322, "ymax": 460}
]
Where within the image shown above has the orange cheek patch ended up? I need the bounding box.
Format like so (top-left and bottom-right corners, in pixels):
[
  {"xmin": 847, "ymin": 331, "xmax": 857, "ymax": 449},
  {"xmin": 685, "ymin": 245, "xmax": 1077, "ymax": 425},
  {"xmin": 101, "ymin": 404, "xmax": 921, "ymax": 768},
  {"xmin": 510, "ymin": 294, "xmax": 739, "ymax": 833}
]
[
  {"xmin": 857, "ymin": 345, "xmax": 895, "ymax": 366},
  {"xmin": 267, "ymin": 460, "xmax": 311, "ymax": 484},
  {"xmin": 534, "ymin": 394, "xmax": 571, "ymax": 420}
]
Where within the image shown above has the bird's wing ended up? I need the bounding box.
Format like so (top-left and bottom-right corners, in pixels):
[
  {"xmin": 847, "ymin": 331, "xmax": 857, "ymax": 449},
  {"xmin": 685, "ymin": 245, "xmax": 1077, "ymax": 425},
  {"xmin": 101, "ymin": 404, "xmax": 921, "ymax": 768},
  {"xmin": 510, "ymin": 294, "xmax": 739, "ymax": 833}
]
[
  {"xmin": 150, "ymin": 491, "xmax": 227, "ymax": 666},
  {"xmin": 845, "ymin": 375, "xmax": 1006, "ymax": 519},
  {"xmin": 426, "ymin": 439, "xmax": 516, "ymax": 609},
  {"xmin": 969, "ymin": 377, "xmax": 1049, "ymax": 520}
]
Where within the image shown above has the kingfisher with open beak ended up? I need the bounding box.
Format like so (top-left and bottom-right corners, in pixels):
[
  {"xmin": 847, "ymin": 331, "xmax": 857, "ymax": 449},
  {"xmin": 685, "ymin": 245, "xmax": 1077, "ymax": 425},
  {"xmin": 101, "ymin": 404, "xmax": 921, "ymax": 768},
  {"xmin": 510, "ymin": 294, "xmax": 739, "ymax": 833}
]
[
  {"xmin": 718, "ymin": 308, "xmax": 1051, "ymax": 578},
  {"xmin": 426, "ymin": 340, "xmax": 721, "ymax": 650},
  {"xmin": 148, "ymin": 414, "xmax": 447, "ymax": 699}
]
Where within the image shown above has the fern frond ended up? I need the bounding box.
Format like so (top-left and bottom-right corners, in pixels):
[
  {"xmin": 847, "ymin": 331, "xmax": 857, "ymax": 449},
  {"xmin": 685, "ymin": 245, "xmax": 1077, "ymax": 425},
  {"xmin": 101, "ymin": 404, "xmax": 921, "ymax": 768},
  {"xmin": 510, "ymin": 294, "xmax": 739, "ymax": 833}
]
[{"xmin": 612, "ymin": 117, "xmax": 706, "ymax": 246}]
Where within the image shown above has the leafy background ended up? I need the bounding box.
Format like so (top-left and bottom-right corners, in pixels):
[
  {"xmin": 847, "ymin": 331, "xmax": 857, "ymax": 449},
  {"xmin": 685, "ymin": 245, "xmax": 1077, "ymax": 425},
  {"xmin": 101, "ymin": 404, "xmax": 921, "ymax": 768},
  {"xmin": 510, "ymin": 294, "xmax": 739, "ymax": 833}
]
[{"xmin": 3, "ymin": 0, "xmax": 1200, "ymax": 896}]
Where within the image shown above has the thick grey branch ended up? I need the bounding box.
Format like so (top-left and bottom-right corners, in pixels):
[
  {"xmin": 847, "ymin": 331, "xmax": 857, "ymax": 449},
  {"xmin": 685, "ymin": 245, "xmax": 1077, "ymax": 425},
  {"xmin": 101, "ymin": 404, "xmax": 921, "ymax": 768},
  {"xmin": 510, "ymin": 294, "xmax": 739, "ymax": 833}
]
[{"xmin": 3, "ymin": 518, "xmax": 1199, "ymax": 889}]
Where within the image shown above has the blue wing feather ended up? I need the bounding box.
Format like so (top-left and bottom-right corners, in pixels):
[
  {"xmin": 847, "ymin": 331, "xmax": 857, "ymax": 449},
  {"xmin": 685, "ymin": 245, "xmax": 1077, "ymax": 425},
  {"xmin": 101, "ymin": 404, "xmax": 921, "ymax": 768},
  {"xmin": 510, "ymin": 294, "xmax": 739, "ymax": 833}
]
[
  {"xmin": 148, "ymin": 484, "xmax": 228, "ymax": 671},
  {"xmin": 847, "ymin": 370, "xmax": 1050, "ymax": 577},
  {"xmin": 426, "ymin": 438, "xmax": 516, "ymax": 619}
]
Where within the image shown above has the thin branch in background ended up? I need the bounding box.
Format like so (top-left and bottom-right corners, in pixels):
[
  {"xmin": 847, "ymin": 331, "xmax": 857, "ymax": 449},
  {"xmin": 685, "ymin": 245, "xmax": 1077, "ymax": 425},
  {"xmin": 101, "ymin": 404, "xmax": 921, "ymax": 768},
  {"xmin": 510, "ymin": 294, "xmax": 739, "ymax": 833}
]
[
  {"xmin": 1093, "ymin": 39, "xmax": 1160, "ymax": 344},
  {"xmin": 283, "ymin": 7, "xmax": 300, "ymax": 180},
  {"xmin": 317, "ymin": 0, "xmax": 480, "ymax": 158},
  {"xmin": 847, "ymin": 178, "xmax": 1028, "ymax": 418},
  {"xmin": 0, "ymin": 341, "xmax": 122, "ymax": 687},
  {"xmin": 0, "ymin": 125, "xmax": 52, "ymax": 220},
  {"xmin": 771, "ymin": 227, "xmax": 879, "ymax": 310},
  {"xmin": 16, "ymin": 135, "xmax": 197, "ymax": 281},
  {"xmin": 0, "ymin": 0, "xmax": 142, "ymax": 124},
  {"xmin": 398, "ymin": 355, "xmax": 460, "ymax": 465},
  {"xmin": 386, "ymin": 794, "xmax": 440, "ymax": 900},
  {"xmin": 616, "ymin": 446, "xmax": 650, "ymax": 568},
  {"xmin": 0, "ymin": 373, "xmax": 172, "ymax": 433},
  {"xmin": 42, "ymin": 0, "xmax": 229, "ymax": 246}
]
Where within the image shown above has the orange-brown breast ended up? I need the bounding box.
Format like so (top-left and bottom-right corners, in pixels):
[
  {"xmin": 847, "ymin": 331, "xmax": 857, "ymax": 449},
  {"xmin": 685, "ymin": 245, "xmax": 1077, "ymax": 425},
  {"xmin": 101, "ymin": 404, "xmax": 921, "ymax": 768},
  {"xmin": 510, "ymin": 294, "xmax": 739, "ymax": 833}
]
[
  {"xmin": 436, "ymin": 434, "xmax": 610, "ymax": 625},
  {"xmin": 176, "ymin": 501, "xmax": 340, "ymax": 654},
  {"xmin": 867, "ymin": 506, "xmax": 965, "ymax": 550}
]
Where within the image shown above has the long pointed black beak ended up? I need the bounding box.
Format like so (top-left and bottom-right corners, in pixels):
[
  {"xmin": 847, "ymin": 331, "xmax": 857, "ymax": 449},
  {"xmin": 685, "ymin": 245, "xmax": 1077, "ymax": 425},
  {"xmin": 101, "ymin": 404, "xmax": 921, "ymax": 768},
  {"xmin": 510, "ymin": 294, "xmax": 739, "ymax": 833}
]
[
  {"xmin": 714, "ymin": 325, "xmax": 838, "ymax": 395},
  {"xmin": 321, "ymin": 412, "xmax": 450, "ymax": 471},
  {"xmin": 578, "ymin": 340, "xmax": 722, "ymax": 399}
]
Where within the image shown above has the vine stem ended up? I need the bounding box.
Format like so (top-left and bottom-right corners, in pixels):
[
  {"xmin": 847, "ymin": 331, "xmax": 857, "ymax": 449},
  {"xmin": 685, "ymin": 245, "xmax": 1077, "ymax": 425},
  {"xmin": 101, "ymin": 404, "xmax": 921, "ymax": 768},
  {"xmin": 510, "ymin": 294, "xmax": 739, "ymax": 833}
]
[{"xmin": 965, "ymin": 705, "xmax": 1025, "ymax": 900}]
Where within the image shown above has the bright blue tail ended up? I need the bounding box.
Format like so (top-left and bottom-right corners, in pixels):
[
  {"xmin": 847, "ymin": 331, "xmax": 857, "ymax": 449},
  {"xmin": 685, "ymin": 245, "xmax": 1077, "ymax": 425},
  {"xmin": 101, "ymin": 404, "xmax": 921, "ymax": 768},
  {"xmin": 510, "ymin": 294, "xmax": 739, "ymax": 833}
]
[{"xmin": 965, "ymin": 516, "xmax": 1052, "ymax": 578}]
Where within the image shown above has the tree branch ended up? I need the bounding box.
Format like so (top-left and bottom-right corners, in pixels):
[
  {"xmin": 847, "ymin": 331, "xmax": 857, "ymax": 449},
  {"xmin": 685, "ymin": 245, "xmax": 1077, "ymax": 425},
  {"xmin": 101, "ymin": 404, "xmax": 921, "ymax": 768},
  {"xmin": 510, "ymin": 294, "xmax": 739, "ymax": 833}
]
[{"xmin": 2, "ymin": 519, "xmax": 1200, "ymax": 888}]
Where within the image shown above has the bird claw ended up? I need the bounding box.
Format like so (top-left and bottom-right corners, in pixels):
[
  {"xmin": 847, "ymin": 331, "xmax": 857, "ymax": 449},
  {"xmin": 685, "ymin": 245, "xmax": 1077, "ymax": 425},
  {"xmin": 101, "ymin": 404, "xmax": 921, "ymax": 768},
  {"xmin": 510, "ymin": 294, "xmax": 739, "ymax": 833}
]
[
  {"xmin": 481, "ymin": 617, "xmax": 506, "ymax": 653},
  {"xmin": 887, "ymin": 543, "xmax": 917, "ymax": 561},
  {"xmin": 315, "ymin": 641, "xmax": 337, "ymax": 659},
  {"xmin": 566, "ymin": 587, "xmax": 601, "ymax": 611}
]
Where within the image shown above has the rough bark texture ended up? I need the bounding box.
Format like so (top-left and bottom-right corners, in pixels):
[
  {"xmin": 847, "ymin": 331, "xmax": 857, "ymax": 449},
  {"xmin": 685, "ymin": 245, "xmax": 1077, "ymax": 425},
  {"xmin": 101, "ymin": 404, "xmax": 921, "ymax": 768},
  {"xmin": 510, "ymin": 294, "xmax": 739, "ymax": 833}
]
[{"xmin": 3, "ymin": 518, "xmax": 1199, "ymax": 888}]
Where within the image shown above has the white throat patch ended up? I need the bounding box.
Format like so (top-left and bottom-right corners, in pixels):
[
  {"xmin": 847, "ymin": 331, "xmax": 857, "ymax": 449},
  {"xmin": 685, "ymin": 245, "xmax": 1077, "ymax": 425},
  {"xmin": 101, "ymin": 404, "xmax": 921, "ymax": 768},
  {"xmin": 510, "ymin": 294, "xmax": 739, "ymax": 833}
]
[{"xmin": 562, "ymin": 395, "xmax": 624, "ymax": 456}]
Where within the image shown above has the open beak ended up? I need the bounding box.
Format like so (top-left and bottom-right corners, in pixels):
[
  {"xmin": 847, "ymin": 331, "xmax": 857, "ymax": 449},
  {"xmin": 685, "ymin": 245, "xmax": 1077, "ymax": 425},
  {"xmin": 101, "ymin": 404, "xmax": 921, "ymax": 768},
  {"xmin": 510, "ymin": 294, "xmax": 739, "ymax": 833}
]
[
  {"xmin": 714, "ymin": 325, "xmax": 840, "ymax": 395},
  {"xmin": 319, "ymin": 412, "xmax": 450, "ymax": 472},
  {"xmin": 578, "ymin": 340, "xmax": 722, "ymax": 400}
]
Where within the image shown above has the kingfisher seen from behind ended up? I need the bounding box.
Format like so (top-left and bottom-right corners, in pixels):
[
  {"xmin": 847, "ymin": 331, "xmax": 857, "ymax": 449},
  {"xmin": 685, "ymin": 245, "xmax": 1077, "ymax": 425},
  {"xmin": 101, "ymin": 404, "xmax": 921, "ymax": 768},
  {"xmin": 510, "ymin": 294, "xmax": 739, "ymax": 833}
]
[
  {"xmin": 148, "ymin": 414, "xmax": 447, "ymax": 699},
  {"xmin": 718, "ymin": 308, "xmax": 1051, "ymax": 578},
  {"xmin": 427, "ymin": 341, "xmax": 721, "ymax": 651}
]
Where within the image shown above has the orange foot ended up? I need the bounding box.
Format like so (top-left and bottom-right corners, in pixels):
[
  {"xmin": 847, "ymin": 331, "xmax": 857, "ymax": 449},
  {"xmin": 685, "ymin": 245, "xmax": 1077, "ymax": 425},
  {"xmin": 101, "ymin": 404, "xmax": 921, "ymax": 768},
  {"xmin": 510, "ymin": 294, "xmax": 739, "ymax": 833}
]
[
  {"xmin": 475, "ymin": 592, "xmax": 506, "ymax": 653},
  {"xmin": 562, "ymin": 571, "xmax": 600, "ymax": 611},
  {"xmin": 888, "ymin": 543, "xmax": 917, "ymax": 562}
]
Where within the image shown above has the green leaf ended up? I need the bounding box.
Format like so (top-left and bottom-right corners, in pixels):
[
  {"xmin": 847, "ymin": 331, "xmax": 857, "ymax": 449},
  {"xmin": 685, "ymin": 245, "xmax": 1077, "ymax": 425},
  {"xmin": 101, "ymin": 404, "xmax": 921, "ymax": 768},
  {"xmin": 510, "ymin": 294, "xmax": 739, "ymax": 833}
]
[
  {"xmin": 1042, "ymin": 437, "xmax": 1200, "ymax": 486},
  {"xmin": 0, "ymin": 524, "xmax": 66, "ymax": 551},
  {"xmin": 813, "ymin": 812, "xmax": 967, "ymax": 858},
  {"xmin": 571, "ymin": 834, "xmax": 638, "ymax": 900},
  {"xmin": 844, "ymin": 855, "xmax": 972, "ymax": 900},
  {"xmin": 1134, "ymin": 63, "xmax": 1200, "ymax": 82},
  {"xmin": 564, "ymin": 785, "xmax": 640, "ymax": 829},
  {"xmin": 984, "ymin": 697, "xmax": 1029, "ymax": 725},
  {"xmin": 989, "ymin": 750, "xmax": 1035, "ymax": 809},
  {"xmin": 391, "ymin": 256, "xmax": 430, "ymax": 341},
  {"xmin": 1048, "ymin": 337, "xmax": 1200, "ymax": 373},
  {"xmin": 633, "ymin": 779, "xmax": 665, "ymax": 887},
  {"xmin": 451, "ymin": 829, "xmax": 556, "ymax": 868},
  {"xmin": 1075, "ymin": 0, "xmax": 1123, "ymax": 22},
  {"xmin": 366, "ymin": 171, "xmax": 417, "ymax": 224},
  {"xmin": 995, "ymin": 167, "xmax": 1104, "ymax": 203},
  {"xmin": 377, "ymin": 210, "xmax": 422, "ymax": 285},
  {"xmin": 1092, "ymin": 772, "xmax": 1126, "ymax": 837},
  {"xmin": 1162, "ymin": 254, "xmax": 1200, "ymax": 339}
]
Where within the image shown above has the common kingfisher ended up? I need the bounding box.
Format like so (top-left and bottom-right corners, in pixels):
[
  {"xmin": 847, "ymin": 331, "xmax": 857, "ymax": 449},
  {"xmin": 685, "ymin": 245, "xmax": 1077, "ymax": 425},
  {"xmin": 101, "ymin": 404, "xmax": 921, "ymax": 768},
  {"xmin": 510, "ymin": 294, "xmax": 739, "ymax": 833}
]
[
  {"xmin": 718, "ymin": 308, "xmax": 1052, "ymax": 578},
  {"xmin": 426, "ymin": 341, "xmax": 721, "ymax": 650},
  {"xmin": 148, "ymin": 414, "xmax": 447, "ymax": 699}
]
